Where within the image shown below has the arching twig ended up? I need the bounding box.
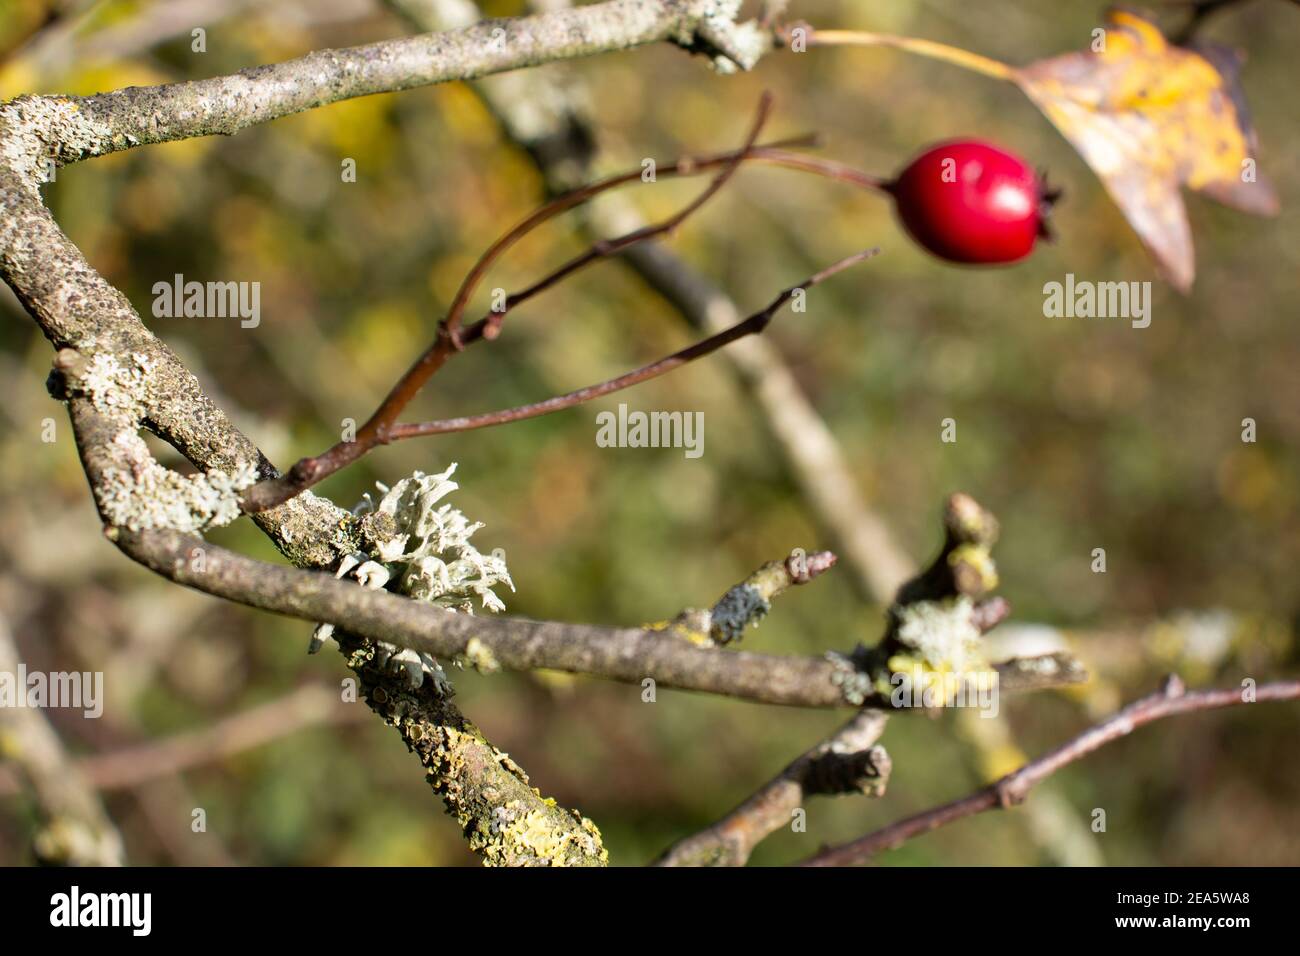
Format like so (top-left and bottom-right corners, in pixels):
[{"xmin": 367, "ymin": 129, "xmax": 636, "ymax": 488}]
[{"xmin": 800, "ymin": 677, "xmax": 1300, "ymax": 866}]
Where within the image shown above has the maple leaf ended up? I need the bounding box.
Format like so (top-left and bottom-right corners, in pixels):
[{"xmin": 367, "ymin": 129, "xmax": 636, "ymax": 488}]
[{"xmin": 1014, "ymin": 7, "xmax": 1279, "ymax": 291}]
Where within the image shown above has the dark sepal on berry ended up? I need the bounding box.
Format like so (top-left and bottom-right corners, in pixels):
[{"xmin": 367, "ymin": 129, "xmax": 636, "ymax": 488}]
[{"xmin": 1037, "ymin": 170, "xmax": 1063, "ymax": 243}]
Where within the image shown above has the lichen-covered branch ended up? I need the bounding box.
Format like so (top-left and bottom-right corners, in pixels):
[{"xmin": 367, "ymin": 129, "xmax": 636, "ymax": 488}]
[
  {"xmin": 50, "ymin": 406, "xmax": 1078, "ymax": 710},
  {"xmin": 49, "ymin": 375, "xmax": 606, "ymax": 864},
  {"xmin": 653, "ymin": 710, "xmax": 890, "ymax": 866},
  {"xmin": 800, "ymin": 676, "xmax": 1300, "ymax": 866},
  {"xmin": 3, "ymin": 0, "xmax": 768, "ymax": 175},
  {"xmin": 336, "ymin": 632, "xmax": 606, "ymax": 866},
  {"xmin": 101, "ymin": 514, "xmax": 1080, "ymax": 709},
  {"xmin": 671, "ymin": 547, "xmax": 838, "ymax": 645},
  {"xmin": 49, "ymin": 364, "xmax": 1078, "ymax": 712}
]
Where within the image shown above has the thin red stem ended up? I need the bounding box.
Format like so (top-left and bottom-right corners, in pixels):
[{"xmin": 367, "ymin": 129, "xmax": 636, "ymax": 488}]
[
  {"xmin": 444, "ymin": 91, "xmax": 775, "ymax": 346},
  {"xmin": 391, "ymin": 248, "xmax": 879, "ymax": 439},
  {"xmin": 240, "ymin": 106, "xmax": 897, "ymax": 513}
]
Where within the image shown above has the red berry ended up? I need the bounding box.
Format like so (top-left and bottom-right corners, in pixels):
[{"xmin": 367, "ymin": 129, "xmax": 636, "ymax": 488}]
[{"xmin": 888, "ymin": 139, "xmax": 1056, "ymax": 265}]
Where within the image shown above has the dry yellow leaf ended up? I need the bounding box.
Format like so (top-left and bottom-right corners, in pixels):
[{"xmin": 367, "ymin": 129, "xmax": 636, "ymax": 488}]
[{"xmin": 1015, "ymin": 8, "xmax": 1279, "ymax": 291}]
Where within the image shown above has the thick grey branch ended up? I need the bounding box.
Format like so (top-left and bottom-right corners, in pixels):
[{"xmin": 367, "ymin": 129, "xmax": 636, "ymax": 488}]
[
  {"xmin": 8, "ymin": 0, "xmax": 760, "ymax": 171},
  {"xmin": 54, "ymin": 395, "xmax": 1078, "ymax": 711}
]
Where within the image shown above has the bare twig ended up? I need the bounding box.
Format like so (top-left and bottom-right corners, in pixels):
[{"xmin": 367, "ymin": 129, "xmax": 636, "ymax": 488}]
[
  {"xmin": 0, "ymin": 611, "xmax": 125, "ymax": 865},
  {"xmin": 654, "ymin": 710, "xmax": 891, "ymax": 866},
  {"xmin": 444, "ymin": 91, "xmax": 777, "ymax": 346},
  {"xmin": 0, "ymin": 683, "xmax": 359, "ymax": 796},
  {"xmin": 800, "ymin": 676, "xmax": 1300, "ymax": 866},
  {"xmin": 238, "ymin": 135, "xmax": 846, "ymax": 512},
  {"xmin": 388, "ymin": 248, "xmax": 878, "ymax": 439},
  {"xmin": 452, "ymin": 136, "xmax": 819, "ymax": 341}
]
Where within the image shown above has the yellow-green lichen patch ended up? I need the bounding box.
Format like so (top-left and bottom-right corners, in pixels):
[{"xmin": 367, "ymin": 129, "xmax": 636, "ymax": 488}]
[
  {"xmin": 460, "ymin": 637, "xmax": 501, "ymax": 674},
  {"xmin": 339, "ymin": 632, "xmax": 606, "ymax": 867}
]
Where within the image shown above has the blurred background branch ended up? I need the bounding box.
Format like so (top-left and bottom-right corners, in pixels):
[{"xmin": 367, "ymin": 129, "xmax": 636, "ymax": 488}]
[{"xmin": 0, "ymin": 610, "xmax": 125, "ymax": 865}]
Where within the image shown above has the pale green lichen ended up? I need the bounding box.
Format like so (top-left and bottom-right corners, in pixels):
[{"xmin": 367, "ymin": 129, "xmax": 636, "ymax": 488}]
[
  {"xmin": 459, "ymin": 637, "xmax": 501, "ymax": 675},
  {"xmin": 363, "ymin": 464, "xmax": 514, "ymax": 613},
  {"xmin": 894, "ymin": 596, "xmax": 984, "ymax": 672},
  {"xmin": 81, "ymin": 352, "xmax": 151, "ymax": 420},
  {"xmin": 340, "ymin": 637, "xmax": 606, "ymax": 866},
  {"xmin": 873, "ymin": 597, "xmax": 992, "ymax": 701},
  {"xmin": 330, "ymin": 501, "xmax": 605, "ymax": 865},
  {"xmin": 312, "ymin": 464, "xmax": 513, "ymax": 688},
  {"xmin": 0, "ymin": 94, "xmax": 117, "ymax": 188},
  {"xmin": 94, "ymin": 437, "xmax": 258, "ymax": 532}
]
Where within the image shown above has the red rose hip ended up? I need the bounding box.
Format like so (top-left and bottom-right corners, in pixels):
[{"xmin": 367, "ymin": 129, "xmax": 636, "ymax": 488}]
[{"xmin": 887, "ymin": 139, "xmax": 1056, "ymax": 265}]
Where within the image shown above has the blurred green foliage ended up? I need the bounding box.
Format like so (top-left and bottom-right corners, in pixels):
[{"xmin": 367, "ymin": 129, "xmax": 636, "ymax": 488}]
[{"xmin": 0, "ymin": 0, "xmax": 1296, "ymax": 865}]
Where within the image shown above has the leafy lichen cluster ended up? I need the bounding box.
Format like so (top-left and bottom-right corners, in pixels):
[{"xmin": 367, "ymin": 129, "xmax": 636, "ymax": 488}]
[
  {"xmin": 360, "ymin": 465, "xmax": 514, "ymax": 613},
  {"xmin": 310, "ymin": 464, "xmax": 514, "ymax": 685},
  {"xmin": 320, "ymin": 467, "xmax": 605, "ymax": 865}
]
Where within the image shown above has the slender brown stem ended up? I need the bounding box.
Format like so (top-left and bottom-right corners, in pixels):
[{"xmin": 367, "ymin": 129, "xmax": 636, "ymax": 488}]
[
  {"xmin": 241, "ymin": 116, "xmax": 794, "ymax": 513},
  {"xmin": 743, "ymin": 149, "xmax": 892, "ymax": 192},
  {"xmin": 240, "ymin": 134, "xmax": 896, "ymax": 513},
  {"xmin": 448, "ymin": 140, "xmax": 889, "ymax": 344},
  {"xmin": 391, "ymin": 247, "xmax": 879, "ymax": 439},
  {"xmin": 456, "ymin": 90, "xmax": 776, "ymax": 345},
  {"xmin": 799, "ymin": 676, "xmax": 1300, "ymax": 866}
]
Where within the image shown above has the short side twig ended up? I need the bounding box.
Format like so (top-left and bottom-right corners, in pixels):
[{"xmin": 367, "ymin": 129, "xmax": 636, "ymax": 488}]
[
  {"xmin": 800, "ymin": 676, "xmax": 1300, "ymax": 866},
  {"xmin": 654, "ymin": 710, "xmax": 891, "ymax": 866},
  {"xmin": 389, "ymin": 248, "xmax": 879, "ymax": 439},
  {"xmin": 239, "ymin": 119, "xmax": 839, "ymax": 513}
]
